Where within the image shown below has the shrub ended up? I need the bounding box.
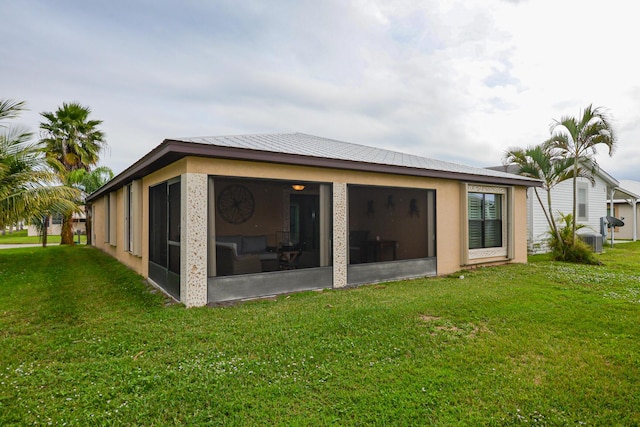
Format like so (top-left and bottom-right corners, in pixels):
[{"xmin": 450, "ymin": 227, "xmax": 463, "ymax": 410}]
[{"xmin": 547, "ymin": 213, "xmax": 601, "ymax": 265}]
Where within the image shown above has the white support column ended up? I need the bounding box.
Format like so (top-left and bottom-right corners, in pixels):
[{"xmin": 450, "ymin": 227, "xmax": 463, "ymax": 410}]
[
  {"xmin": 180, "ymin": 173, "xmax": 208, "ymax": 307},
  {"xmin": 507, "ymin": 186, "xmax": 515, "ymax": 260},
  {"xmin": 333, "ymin": 182, "xmax": 348, "ymax": 288},
  {"xmin": 609, "ymin": 188, "xmax": 615, "ymax": 246},
  {"xmin": 634, "ymin": 200, "xmax": 638, "ymax": 242}
]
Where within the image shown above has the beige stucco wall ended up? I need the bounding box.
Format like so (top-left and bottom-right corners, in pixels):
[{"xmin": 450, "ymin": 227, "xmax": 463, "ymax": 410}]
[
  {"xmin": 91, "ymin": 155, "xmax": 529, "ymax": 285},
  {"xmin": 92, "ymin": 159, "xmax": 189, "ymax": 278},
  {"xmin": 92, "ymin": 185, "xmax": 146, "ymax": 275},
  {"xmin": 512, "ymin": 185, "xmax": 528, "ymax": 263},
  {"xmin": 92, "ymin": 196, "xmax": 106, "ymax": 248},
  {"xmin": 611, "ymin": 202, "xmax": 638, "ymax": 240}
]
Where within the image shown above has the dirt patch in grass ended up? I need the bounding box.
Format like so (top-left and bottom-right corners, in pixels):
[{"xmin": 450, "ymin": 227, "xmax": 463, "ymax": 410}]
[{"xmin": 418, "ymin": 314, "xmax": 489, "ymax": 338}]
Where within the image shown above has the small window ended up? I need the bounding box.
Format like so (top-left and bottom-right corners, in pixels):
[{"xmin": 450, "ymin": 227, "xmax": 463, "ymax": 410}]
[
  {"xmin": 51, "ymin": 213, "xmax": 63, "ymax": 225},
  {"xmin": 577, "ymin": 183, "xmax": 588, "ymax": 221}
]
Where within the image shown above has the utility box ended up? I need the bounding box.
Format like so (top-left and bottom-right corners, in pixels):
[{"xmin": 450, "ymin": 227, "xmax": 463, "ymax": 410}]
[{"xmin": 580, "ymin": 233, "xmax": 603, "ymax": 253}]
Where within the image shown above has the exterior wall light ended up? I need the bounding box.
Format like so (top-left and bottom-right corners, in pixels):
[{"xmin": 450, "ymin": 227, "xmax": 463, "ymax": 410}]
[{"xmin": 291, "ymin": 184, "xmax": 305, "ymax": 191}]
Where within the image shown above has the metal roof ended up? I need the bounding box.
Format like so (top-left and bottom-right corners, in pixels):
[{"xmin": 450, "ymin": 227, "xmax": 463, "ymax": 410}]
[
  {"xmin": 614, "ymin": 180, "xmax": 640, "ymax": 200},
  {"xmin": 488, "ymin": 160, "xmax": 619, "ymax": 188},
  {"xmin": 88, "ymin": 132, "xmax": 540, "ymax": 201},
  {"xmin": 179, "ymin": 133, "xmax": 538, "ymax": 182}
]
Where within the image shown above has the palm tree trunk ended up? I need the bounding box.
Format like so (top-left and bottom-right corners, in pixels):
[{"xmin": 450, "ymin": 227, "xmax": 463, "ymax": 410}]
[
  {"xmin": 41, "ymin": 215, "xmax": 48, "ymax": 248},
  {"xmin": 85, "ymin": 204, "xmax": 92, "ymax": 245},
  {"xmin": 60, "ymin": 212, "xmax": 74, "ymax": 245},
  {"xmin": 544, "ymin": 188, "xmax": 563, "ymax": 245},
  {"xmin": 534, "ymin": 189, "xmax": 554, "ymax": 234}
]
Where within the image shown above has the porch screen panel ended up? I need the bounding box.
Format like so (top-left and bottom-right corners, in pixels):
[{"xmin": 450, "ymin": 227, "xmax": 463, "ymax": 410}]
[
  {"xmin": 168, "ymin": 182, "xmax": 181, "ymax": 243},
  {"xmin": 149, "ymin": 182, "xmax": 168, "ymax": 267},
  {"xmin": 168, "ymin": 245, "xmax": 180, "ymax": 274}
]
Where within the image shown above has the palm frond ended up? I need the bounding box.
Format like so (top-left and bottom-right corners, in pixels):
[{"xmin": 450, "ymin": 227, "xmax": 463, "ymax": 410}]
[
  {"xmin": 0, "ymin": 99, "xmax": 27, "ymax": 124},
  {"xmin": 39, "ymin": 102, "xmax": 107, "ymax": 172}
]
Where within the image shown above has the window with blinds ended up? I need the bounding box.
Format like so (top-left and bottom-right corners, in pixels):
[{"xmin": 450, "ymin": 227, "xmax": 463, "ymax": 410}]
[
  {"xmin": 577, "ymin": 183, "xmax": 588, "ymax": 220},
  {"xmin": 468, "ymin": 192, "xmax": 502, "ymax": 249}
]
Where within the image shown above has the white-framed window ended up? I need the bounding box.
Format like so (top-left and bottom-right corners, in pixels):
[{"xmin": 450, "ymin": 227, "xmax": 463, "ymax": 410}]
[
  {"xmin": 468, "ymin": 192, "xmax": 502, "ymax": 249},
  {"xmin": 124, "ymin": 180, "xmax": 142, "ymax": 256},
  {"xmin": 577, "ymin": 182, "xmax": 588, "ymax": 221},
  {"xmin": 462, "ymin": 184, "xmax": 512, "ymax": 263}
]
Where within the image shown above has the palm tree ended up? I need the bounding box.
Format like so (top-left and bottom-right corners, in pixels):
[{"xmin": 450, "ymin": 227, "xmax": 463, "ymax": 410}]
[
  {"xmin": 40, "ymin": 102, "xmax": 107, "ymax": 244},
  {"xmin": 545, "ymin": 105, "xmax": 617, "ymax": 241},
  {"xmin": 504, "ymin": 144, "xmax": 590, "ymax": 255},
  {"xmin": 0, "ymin": 100, "xmax": 78, "ymax": 231},
  {"xmin": 67, "ymin": 166, "xmax": 114, "ymax": 245}
]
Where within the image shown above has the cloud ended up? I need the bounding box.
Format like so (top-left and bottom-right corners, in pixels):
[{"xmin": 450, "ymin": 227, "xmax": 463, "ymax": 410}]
[{"xmin": 1, "ymin": 0, "xmax": 639, "ymax": 181}]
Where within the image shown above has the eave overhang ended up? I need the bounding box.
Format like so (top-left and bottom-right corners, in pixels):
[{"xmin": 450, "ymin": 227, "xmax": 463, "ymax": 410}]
[{"xmin": 87, "ymin": 139, "xmax": 542, "ymax": 202}]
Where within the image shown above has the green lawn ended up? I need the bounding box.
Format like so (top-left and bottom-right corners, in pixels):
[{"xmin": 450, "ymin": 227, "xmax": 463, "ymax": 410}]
[
  {"xmin": 1, "ymin": 245, "xmax": 638, "ymax": 425},
  {"xmin": 0, "ymin": 229, "xmax": 86, "ymax": 245}
]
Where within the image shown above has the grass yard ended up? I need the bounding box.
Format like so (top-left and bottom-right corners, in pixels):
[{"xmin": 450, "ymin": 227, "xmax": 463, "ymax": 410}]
[
  {"xmin": 0, "ymin": 245, "xmax": 639, "ymax": 425},
  {"xmin": 0, "ymin": 229, "xmax": 87, "ymax": 245}
]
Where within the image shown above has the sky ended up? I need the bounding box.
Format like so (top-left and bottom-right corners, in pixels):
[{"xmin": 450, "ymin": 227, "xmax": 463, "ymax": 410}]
[{"xmin": 1, "ymin": 0, "xmax": 639, "ymax": 179}]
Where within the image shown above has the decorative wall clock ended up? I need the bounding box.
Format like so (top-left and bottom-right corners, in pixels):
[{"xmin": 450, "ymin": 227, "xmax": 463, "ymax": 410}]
[{"xmin": 217, "ymin": 185, "xmax": 255, "ymax": 224}]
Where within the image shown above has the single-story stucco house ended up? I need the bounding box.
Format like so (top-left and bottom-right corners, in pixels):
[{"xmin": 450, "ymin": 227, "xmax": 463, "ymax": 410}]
[{"xmin": 87, "ymin": 133, "xmax": 540, "ymax": 307}]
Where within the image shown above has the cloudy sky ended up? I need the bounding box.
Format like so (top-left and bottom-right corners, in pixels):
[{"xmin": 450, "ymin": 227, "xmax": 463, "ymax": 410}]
[{"xmin": 1, "ymin": 0, "xmax": 638, "ymax": 178}]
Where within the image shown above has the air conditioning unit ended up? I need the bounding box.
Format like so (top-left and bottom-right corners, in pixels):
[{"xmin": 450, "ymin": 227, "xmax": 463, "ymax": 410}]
[{"xmin": 580, "ymin": 233, "xmax": 603, "ymax": 253}]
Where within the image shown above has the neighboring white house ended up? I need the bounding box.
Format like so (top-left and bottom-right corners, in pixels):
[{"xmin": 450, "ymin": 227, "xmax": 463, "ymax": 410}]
[
  {"xmin": 490, "ymin": 165, "xmax": 619, "ymax": 253},
  {"xmin": 609, "ymin": 180, "xmax": 640, "ymax": 241}
]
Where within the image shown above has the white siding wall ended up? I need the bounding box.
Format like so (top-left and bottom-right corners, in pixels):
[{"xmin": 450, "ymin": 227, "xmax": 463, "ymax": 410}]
[
  {"xmin": 586, "ymin": 177, "xmax": 611, "ymax": 233},
  {"xmin": 529, "ymin": 176, "xmax": 611, "ymax": 253}
]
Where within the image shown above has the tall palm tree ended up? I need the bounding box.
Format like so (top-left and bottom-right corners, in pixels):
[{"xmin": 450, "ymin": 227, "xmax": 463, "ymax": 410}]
[
  {"xmin": 504, "ymin": 144, "xmax": 590, "ymax": 253},
  {"xmin": 67, "ymin": 166, "xmax": 114, "ymax": 245},
  {"xmin": 0, "ymin": 100, "xmax": 78, "ymax": 230},
  {"xmin": 545, "ymin": 105, "xmax": 617, "ymax": 241},
  {"xmin": 40, "ymin": 102, "xmax": 107, "ymax": 244}
]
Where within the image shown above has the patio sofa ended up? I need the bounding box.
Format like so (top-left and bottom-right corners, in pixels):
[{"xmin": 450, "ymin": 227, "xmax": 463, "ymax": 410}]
[{"xmin": 215, "ymin": 235, "xmax": 279, "ymax": 276}]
